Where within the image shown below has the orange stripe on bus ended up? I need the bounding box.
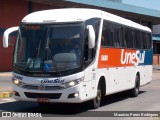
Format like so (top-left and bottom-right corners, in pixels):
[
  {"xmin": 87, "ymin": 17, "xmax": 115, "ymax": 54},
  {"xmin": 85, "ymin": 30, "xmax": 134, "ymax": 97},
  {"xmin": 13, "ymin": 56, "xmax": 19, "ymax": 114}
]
[{"xmin": 98, "ymin": 47, "xmax": 142, "ymax": 68}]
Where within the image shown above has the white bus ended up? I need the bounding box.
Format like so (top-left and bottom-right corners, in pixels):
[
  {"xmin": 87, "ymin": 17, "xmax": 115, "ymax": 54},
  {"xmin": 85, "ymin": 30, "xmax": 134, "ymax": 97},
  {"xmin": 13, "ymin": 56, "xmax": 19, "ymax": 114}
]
[{"xmin": 3, "ymin": 8, "xmax": 152, "ymax": 109}]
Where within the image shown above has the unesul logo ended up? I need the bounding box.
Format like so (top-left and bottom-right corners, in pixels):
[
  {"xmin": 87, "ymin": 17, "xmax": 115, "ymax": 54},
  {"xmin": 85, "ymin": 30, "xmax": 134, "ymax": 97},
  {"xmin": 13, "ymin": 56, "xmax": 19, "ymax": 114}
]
[
  {"xmin": 41, "ymin": 79, "xmax": 64, "ymax": 84},
  {"xmin": 121, "ymin": 49, "xmax": 145, "ymax": 66}
]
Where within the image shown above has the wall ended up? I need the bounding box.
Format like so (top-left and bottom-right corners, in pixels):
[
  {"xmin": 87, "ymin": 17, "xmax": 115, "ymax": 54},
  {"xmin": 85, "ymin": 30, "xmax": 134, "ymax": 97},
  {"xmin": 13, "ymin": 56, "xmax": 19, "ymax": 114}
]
[
  {"xmin": 0, "ymin": 0, "xmax": 53, "ymax": 72},
  {"xmin": 153, "ymin": 25, "xmax": 160, "ymax": 65},
  {"xmin": 153, "ymin": 24, "xmax": 160, "ymax": 34},
  {"xmin": 153, "ymin": 55, "xmax": 160, "ymax": 65}
]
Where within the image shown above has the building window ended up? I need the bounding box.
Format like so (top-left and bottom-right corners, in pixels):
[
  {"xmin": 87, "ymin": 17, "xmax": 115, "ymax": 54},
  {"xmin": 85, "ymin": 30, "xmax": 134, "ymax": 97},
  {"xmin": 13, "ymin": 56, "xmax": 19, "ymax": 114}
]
[{"xmin": 153, "ymin": 42, "xmax": 160, "ymax": 54}]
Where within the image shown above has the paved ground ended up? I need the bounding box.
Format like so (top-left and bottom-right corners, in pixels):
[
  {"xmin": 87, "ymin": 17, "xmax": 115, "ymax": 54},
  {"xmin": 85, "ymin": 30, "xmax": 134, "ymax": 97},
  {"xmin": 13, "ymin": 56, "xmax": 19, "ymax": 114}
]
[
  {"xmin": 0, "ymin": 72, "xmax": 12, "ymax": 92},
  {"xmin": 0, "ymin": 70, "xmax": 160, "ymax": 120},
  {"xmin": 0, "ymin": 73, "xmax": 12, "ymax": 98},
  {"xmin": 153, "ymin": 65, "xmax": 160, "ymax": 70},
  {"xmin": 0, "ymin": 69, "xmax": 159, "ymax": 92}
]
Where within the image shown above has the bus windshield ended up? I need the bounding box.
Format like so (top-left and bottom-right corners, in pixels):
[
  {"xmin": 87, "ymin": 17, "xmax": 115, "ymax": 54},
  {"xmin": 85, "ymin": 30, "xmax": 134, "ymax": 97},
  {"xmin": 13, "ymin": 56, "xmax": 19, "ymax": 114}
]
[{"xmin": 14, "ymin": 23, "xmax": 84, "ymax": 73}]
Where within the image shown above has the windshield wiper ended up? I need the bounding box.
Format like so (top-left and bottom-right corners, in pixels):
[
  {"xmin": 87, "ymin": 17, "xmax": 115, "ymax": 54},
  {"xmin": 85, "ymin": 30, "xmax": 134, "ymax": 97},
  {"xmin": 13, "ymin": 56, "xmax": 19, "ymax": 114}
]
[
  {"xmin": 24, "ymin": 40, "xmax": 41, "ymax": 72},
  {"xmin": 45, "ymin": 46, "xmax": 62, "ymax": 77}
]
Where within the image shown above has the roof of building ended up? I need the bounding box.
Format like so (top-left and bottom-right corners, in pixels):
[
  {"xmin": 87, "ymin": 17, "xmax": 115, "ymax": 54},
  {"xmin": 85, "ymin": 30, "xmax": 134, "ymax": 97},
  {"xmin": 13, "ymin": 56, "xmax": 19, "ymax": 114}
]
[
  {"xmin": 28, "ymin": 0, "xmax": 160, "ymax": 24},
  {"xmin": 63, "ymin": 0, "xmax": 160, "ymax": 24},
  {"xmin": 64, "ymin": 0, "xmax": 160, "ymax": 18}
]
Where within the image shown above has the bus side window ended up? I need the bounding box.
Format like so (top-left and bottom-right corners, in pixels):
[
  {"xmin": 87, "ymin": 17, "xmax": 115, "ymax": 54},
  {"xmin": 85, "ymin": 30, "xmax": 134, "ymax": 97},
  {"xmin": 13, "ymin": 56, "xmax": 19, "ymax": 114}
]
[
  {"xmin": 113, "ymin": 23, "xmax": 123, "ymax": 48},
  {"xmin": 141, "ymin": 31, "xmax": 147, "ymax": 49},
  {"xmin": 134, "ymin": 30, "xmax": 141, "ymax": 49},
  {"xmin": 92, "ymin": 20, "xmax": 100, "ymax": 58},
  {"xmin": 124, "ymin": 27, "xmax": 134, "ymax": 48},
  {"xmin": 84, "ymin": 37, "xmax": 89, "ymax": 61},
  {"xmin": 84, "ymin": 36, "xmax": 94, "ymax": 62},
  {"xmin": 101, "ymin": 21, "xmax": 114, "ymax": 47},
  {"xmin": 84, "ymin": 18, "xmax": 100, "ymax": 64},
  {"xmin": 121, "ymin": 27, "xmax": 126, "ymax": 47}
]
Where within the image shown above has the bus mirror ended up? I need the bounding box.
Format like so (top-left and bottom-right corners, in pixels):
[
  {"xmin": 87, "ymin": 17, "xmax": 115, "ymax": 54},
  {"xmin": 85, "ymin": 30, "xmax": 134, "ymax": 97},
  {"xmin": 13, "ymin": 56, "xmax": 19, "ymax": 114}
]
[
  {"xmin": 3, "ymin": 26, "xmax": 19, "ymax": 48},
  {"xmin": 87, "ymin": 25, "xmax": 95, "ymax": 49}
]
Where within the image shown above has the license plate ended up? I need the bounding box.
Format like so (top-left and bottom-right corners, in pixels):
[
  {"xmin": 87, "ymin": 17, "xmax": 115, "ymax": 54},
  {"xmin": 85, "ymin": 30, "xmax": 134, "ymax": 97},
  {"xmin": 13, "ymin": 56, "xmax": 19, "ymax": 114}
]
[{"xmin": 37, "ymin": 98, "xmax": 49, "ymax": 103}]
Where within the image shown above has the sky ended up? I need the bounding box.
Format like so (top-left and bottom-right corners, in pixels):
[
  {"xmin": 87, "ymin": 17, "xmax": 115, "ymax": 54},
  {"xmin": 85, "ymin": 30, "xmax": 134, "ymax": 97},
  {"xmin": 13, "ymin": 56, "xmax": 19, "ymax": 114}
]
[{"xmin": 123, "ymin": 0, "xmax": 160, "ymax": 11}]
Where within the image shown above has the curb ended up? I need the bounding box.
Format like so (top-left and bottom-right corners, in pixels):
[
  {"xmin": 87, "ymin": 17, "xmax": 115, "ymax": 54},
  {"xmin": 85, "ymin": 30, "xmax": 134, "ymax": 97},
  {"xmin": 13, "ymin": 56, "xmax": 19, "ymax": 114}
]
[
  {"xmin": 0, "ymin": 92, "xmax": 11, "ymax": 98},
  {"xmin": 0, "ymin": 72, "xmax": 12, "ymax": 77}
]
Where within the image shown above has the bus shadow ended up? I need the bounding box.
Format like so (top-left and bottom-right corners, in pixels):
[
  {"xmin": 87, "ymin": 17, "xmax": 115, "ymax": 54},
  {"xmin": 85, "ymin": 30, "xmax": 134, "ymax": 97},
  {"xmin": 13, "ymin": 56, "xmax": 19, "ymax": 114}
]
[
  {"xmin": 101, "ymin": 90, "xmax": 146, "ymax": 107},
  {"xmin": 0, "ymin": 91, "xmax": 146, "ymax": 116},
  {"xmin": 0, "ymin": 101, "xmax": 89, "ymax": 116}
]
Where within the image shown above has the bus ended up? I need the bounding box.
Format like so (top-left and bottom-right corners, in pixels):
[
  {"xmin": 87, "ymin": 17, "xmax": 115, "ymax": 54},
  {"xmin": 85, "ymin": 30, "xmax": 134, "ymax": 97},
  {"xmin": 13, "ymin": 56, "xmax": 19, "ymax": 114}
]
[{"xmin": 3, "ymin": 8, "xmax": 152, "ymax": 109}]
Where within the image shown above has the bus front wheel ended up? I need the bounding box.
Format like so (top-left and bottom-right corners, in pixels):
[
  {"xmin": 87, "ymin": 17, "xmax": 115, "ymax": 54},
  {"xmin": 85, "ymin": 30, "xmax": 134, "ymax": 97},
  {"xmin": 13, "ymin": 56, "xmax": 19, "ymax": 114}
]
[{"xmin": 90, "ymin": 83, "xmax": 102, "ymax": 109}]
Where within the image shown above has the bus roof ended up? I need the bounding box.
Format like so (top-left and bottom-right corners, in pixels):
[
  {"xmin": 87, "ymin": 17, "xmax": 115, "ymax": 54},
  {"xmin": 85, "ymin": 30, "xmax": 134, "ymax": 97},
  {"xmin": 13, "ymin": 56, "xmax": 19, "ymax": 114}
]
[{"xmin": 22, "ymin": 8, "xmax": 151, "ymax": 32}]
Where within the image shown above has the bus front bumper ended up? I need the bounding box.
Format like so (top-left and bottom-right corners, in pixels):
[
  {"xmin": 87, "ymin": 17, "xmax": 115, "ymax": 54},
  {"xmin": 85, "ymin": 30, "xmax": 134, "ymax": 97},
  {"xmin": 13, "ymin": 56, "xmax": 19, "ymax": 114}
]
[{"xmin": 12, "ymin": 83, "xmax": 88, "ymax": 103}]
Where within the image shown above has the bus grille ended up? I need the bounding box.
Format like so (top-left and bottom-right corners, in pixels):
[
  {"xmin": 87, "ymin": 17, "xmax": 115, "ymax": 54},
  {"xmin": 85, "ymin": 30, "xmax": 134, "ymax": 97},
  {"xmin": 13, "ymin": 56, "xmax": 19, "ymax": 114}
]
[
  {"xmin": 24, "ymin": 92, "xmax": 61, "ymax": 99},
  {"xmin": 22, "ymin": 85, "xmax": 65, "ymax": 91}
]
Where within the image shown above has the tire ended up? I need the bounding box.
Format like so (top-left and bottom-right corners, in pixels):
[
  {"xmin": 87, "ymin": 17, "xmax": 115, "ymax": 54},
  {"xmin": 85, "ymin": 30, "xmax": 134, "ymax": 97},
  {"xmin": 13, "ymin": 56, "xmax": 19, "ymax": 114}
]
[
  {"xmin": 90, "ymin": 83, "xmax": 102, "ymax": 109},
  {"xmin": 130, "ymin": 75, "xmax": 140, "ymax": 97}
]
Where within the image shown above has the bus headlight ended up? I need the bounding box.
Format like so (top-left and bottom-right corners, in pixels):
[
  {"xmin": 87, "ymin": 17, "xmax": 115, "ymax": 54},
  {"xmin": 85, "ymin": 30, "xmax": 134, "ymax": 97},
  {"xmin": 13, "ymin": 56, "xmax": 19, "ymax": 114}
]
[
  {"xmin": 68, "ymin": 81, "xmax": 76, "ymax": 86},
  {"xmin": 62, "ymin": 77, "xmax": 84, "ymax": 88},
  {"xmin": 12, "ymin": 79, "xmax": 22, "ymax": 86}
]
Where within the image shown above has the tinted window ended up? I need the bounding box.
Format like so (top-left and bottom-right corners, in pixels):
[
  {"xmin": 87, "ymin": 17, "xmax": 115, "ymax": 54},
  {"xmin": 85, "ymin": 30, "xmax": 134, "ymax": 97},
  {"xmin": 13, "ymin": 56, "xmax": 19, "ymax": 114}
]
[
  {"xmin": 101, "ymin": 21, "xmax": 114, "ymax": 47},
  {"xmin": 141, "ymin": 32, "xmax": 147, "ymax": 49},
  {"xmin": 101, "ymin": 20, "xmax": 151, "ymax": 50},
  {"xmin": 113, "ymin": 24, "xmax": 123, "ymax": 47},
  {"xmin": 124, "ymin": 27, "xmax": 134, "ymax": 48},
  {"xmin": 85, "ymin": 18, "xmax": 101, "ymax": 61},
  {"xmin": 134, "ymin": 30, "xmax": 141, "ymax": 49}
]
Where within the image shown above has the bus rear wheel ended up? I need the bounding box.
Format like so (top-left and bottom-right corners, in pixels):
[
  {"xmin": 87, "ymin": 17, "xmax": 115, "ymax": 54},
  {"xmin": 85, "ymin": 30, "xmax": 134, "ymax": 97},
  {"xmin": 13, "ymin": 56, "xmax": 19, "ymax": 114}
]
[
  {"xmin": 90, "ymin": 84, "xmax": 102, "ymax": 109},
  {"xmin": 130, "ymin": 75, "xmax": 140, "ymax": 97}
]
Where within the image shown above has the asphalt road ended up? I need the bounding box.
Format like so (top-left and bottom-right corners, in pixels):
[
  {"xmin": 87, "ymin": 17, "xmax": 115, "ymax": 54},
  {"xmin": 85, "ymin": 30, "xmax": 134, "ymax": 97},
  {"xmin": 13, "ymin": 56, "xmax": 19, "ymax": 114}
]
[
  {"xmin": 0, "ymin": 76, "xmax": 12, "ymax": 91},
  {"xmin": 0, "ymin": 71, "xmax": 160, "ymax": 120}
]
